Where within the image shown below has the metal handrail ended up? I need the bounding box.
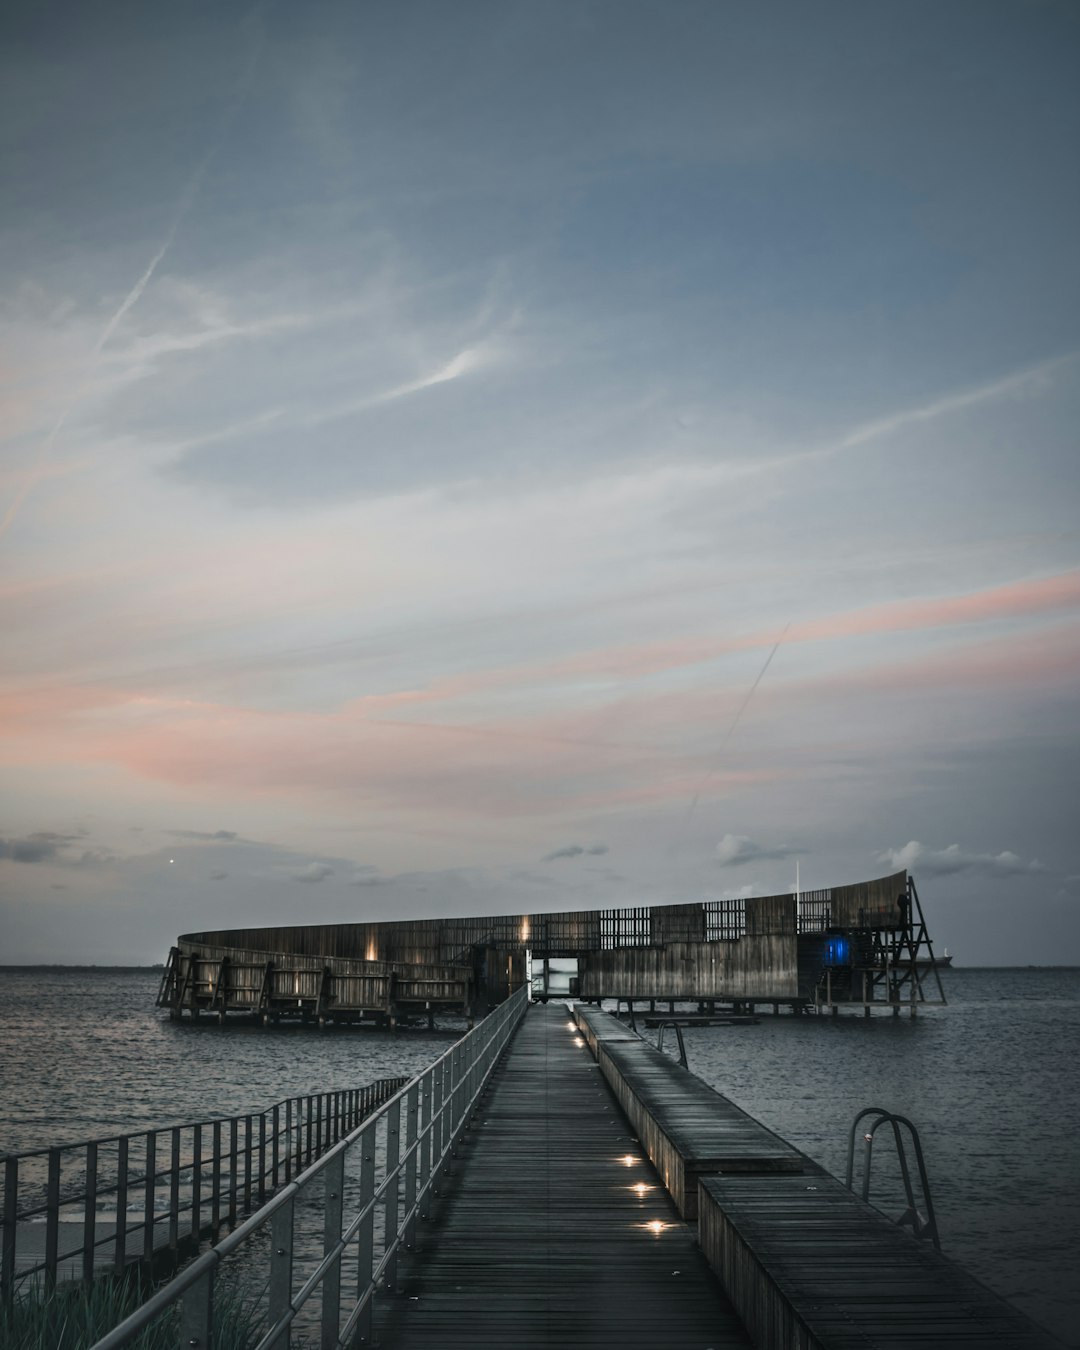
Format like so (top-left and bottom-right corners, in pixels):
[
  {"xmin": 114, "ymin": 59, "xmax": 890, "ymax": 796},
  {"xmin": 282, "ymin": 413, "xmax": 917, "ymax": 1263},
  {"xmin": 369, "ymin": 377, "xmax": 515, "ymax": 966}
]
[
  {"xmin": 0, "ymin": 1078, "xmax": 408, "ymax": 1297},
  {"xmin": 86, "ymin": 983, "xmax": 529, "ymax": 1350},
  {"xmin": 845, "ymin": 1105, "xmax": 940, "ymax": 1249},
  {"xmin": 654, "ymin": 1020, "xmax": 688, "ymax": 1068}
]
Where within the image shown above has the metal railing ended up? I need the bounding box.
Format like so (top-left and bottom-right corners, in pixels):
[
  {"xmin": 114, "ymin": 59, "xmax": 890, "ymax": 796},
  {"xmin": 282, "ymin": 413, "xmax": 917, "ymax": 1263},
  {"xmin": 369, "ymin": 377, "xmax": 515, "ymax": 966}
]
[
  {"xmin": 87, "ymin": 983, "xmax": 529, "ymax": 1349},
  {"xmin": 0, "ymin": 1078, "xmax": 408, "ymax": 1299},
  {"xmin": 653, "ymin": 1020, "xmax": 688, "ymax": 1068},
  {"xmin": 845, "ymin": 1105, "xmax": 940, "ymax": 1249}
]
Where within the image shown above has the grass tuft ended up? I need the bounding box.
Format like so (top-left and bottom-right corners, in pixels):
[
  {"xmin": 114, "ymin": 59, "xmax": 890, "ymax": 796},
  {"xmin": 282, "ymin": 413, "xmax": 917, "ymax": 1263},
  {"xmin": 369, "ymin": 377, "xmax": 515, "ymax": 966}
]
[{"xmin": 1, "ymin": 1272, "xmax": 272, "ymax": 1350}]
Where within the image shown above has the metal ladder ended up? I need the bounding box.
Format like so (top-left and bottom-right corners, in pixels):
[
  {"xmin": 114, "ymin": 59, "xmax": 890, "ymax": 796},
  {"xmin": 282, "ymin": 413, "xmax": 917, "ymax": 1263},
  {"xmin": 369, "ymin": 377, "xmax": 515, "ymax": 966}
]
[{"xmin": 846, "ymin": 1106, "xmax": 940, "ymax": 1249}]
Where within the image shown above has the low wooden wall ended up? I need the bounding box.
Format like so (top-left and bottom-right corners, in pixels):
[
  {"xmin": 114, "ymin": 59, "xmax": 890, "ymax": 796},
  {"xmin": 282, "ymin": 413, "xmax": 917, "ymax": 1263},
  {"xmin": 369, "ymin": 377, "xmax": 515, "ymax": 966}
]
[
  {"xmin": 577, "ymin": 933, "xmax": 799, "ymax": 1001},
  {"xmin": 574, "ymin": 1006, "xmax": 803, "ymax": 1220},
  {"xmin": 697, "ymin": 1173, "xmax": 1061, "ymax": 1350},
  {"xmin": 167, "ymin": 941, "xmax": 472, "ymax": 1018}
]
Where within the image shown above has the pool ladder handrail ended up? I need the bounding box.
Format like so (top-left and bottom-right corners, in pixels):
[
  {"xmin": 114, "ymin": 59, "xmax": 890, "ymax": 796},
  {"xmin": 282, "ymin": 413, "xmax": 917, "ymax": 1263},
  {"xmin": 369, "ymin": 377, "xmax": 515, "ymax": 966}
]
[{"xmin": 845, "ymin": 1105, "xmax": 940, "ymax": 1249}]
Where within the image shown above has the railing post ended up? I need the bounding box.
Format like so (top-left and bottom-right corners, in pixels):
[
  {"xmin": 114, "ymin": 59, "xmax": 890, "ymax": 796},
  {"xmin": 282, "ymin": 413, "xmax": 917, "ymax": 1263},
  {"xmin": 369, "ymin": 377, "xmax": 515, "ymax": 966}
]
[
  {"xmin": 83, "ymin": 1141, "xmax": 99, "ymax": 1283},
  {"xmin": 142, "ymin": 1133, "xmax": 156, "ymax": 1269},
  {"xmin": 114, "ymin": 1136, "xmax": 129, "ymax": 1272},
  {"xmin": 244, "ymin": 1115, "xmax": 253, "ymax": 1211},
  {"xmin": 191, "ymin": 1124, "xmax": 202, "ymax": 1243},
  {"xmin": 229, "ymin": 1117, "xmax": 239, "ymax": 1226},
  {"xmin": 2, "ymin": 1156, "xmax": 18, "ymax": 1301},
  {"xmin": 272, "ymin": 1104, "xmax": 281, "ymax": 1189},
  {"xmin": 268, "ymin": 1193, "xmax": 295, "ymax": 1350},
  {"xmin": 284, "ymin": 1100, "xmax": 293, "ymax": 1184},
  {"xmin": 419, "ymin": 1071, "xmax": 433, "ymax": 1213},
  {"xmin": 180, "ymin": 1263, "xmax": 214, "ymax": 1350},
  {"xmin": 45, "ymin": 1147, "xmax": 60, "ymax": 1289},
  {"xmin": 320, "ymin": 1150, "xmax": 345, "ymax": 1350},
  {"xmin": 211, "ymin": 1121, "xmax": 222, "ymax": 1240},
  {"xmin": 355, "ymin": 1124, "xmax": 376, "ymax": 1345},
  {"xmin": 433, "ymin": 1060, "xmax": 447, "ymax": 1179},
  {"xmin": 169, "ymin": 1127, "xmax": 181, "ymax": 1256},
  {"xmin": 384, "ymin": 1096, "xmax": 401, "ymax": 1291},
  {"xmin": 258, "ymin": 1112, "xmax": 267, "ymax": 1204},
  {"xmin": 403, "ymin": 1083, "xmax": 419, "ymax": 1248}
]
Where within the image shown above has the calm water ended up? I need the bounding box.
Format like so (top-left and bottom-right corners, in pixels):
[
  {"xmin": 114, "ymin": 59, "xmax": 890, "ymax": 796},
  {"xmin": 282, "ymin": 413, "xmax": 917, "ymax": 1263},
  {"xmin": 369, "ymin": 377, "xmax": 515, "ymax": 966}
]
[{"xmin": 1, "ymin": 967, "xmax": 1078, "ymax": 1345}]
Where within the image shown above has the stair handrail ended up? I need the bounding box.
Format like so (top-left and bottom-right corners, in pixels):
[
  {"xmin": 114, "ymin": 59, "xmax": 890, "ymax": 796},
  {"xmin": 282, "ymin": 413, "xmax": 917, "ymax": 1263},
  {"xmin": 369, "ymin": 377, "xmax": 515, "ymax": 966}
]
[{"xmin": 845, "ymin": 1105, "xmax": 940, "ymax": 1249}]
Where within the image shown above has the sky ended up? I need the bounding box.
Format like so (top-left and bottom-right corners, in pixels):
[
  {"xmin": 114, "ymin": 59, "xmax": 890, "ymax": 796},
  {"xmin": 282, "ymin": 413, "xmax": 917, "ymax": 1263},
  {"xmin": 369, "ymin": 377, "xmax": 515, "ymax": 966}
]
[{"xmin": 1, "ymin": 0, "xmax": 1078, "ymax": 966}]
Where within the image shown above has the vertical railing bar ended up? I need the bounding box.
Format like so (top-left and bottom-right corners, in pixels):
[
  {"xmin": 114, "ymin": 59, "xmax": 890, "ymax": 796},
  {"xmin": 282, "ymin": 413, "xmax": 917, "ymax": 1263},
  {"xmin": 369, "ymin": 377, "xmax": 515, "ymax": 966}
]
[
  {"xmin": 384, "ymin": 1096, "xmax": 401, "ymax": 1291},
  {"xmin": 113, "ymin": 1137, "xmax": 129, "ymax": 1273},
  {"xmin": 268, "ymin": 1193, "xmax": 294, "ymax": 1350},
  {"xmin": 320, "ymin": 1150, "xmax": 345, "ymax": 1350},
  {"xmin": 2, "ymin": 1157, "xmax": 18, "ymax": 1301},
  {"xmin": 258, "ymin": 1111, "xmax": 267, "ymax": 1205},
  {"xmin": 142, "ymin": 1133, "xmax": 156, "ymax": 1269},
  {"xmin": 190, "ymin": 1123, "xmax": 202, "ymax": 1243},
  {"xmin": 419, "ymin": 1071, "xmax": 432, "ymax": 1214},
  {"xmin": 355, "ymin": 1123, "xmax": 376, "ymax": 1346},
  {"xmin": 169, "ymin": 1127, "xmax": 181, "ymax": 1255},
  {"xmin": 45, "ymin": 1148, "xmax": 60, "ymax": 1289},
  {"xmin": 244, "ymin": 1115, "xmax": 253, "ymax": 1213},
  {"xmin": 211, "ymin": 1121, "xmax": 222, "ymax": 1240},
  {"xmin": 228, "ymin": 1117, "xmax": 239, "ymax": 1228},
  {"xmin": 284, "ymin": 1100, "xmax": 293, "ymax": 1184},
  {"xmin": 180, "ymin": 1263, "xmax": 214, "ymax": 1349},
  {"xmin": 272, "ymin": 1104, "xmax": 281, "ymax": 1190},
  {"xmin": 82, "ymin": 1140, "xmax": 98, "ymax": 1284},
  {"xmin": 403, "ymin": 1083, "xmax": 419, "ymax": 1249}
]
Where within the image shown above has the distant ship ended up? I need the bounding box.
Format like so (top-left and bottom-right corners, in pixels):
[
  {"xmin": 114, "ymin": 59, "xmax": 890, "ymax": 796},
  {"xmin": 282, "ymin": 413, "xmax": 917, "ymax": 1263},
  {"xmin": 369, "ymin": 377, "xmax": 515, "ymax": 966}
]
[{"xmin": 916, "ymin": 948, "xmax": 952, "ymax": 968}]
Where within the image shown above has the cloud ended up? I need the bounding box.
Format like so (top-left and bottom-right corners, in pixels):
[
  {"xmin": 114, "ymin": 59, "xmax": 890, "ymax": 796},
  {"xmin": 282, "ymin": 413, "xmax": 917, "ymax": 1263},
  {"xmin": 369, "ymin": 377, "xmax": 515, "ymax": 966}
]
[
  {"xmin": 542, "ymin": 842, "xmax": 609, "ymax": 862},
  {"xmin": 835, "ymin": 350, "xmax": 1079, "ymax": 455},
  {"xmin": 715, "ymin": 834, "xmax": 800, "ymax": 867},
  {"xmin": 877, "ymin": 841, "xmax": 1047, "ymax": 879},
  {"xmin": 167, "ymin": 829, "xmax": 238, "ymax": 841},
  {"xmin": 292, "ymin": 861, "xmax": 335, "ymax": 883},
  {"xmin": 0, "ymin": 831, "xmax": 77, "ymax": 863}
]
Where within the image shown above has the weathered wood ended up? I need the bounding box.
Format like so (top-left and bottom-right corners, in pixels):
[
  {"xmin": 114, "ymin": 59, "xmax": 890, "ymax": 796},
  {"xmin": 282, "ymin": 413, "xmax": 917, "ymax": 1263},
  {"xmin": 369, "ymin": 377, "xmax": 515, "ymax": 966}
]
[
  {"xmin": 374, "ymin": 1002, "xmax": 751, "ymax": 1349},
  {"xmin": 575, "ymin": 1007, "xmax": 804, "ymax": 1220},
  {"xmin": 697, "ymin": 1173, "xmax": 1063, "ymax": 1350}
]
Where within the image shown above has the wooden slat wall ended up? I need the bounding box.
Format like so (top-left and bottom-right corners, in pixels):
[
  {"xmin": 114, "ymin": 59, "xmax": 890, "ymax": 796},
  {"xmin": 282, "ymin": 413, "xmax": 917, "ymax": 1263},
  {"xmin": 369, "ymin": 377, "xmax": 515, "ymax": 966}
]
[
  {"xmin": 174, "ymin": 870, "xmax": 907, "ymax": 1004},
  {"xmin": 578, "ymin": 935, "xmax": 799, "ymax": 999}
]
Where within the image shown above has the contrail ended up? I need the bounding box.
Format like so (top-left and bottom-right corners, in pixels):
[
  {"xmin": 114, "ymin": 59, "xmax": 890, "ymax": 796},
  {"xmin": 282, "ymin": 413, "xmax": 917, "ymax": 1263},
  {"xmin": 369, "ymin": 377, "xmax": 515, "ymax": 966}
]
[
  {"xmin": 0, "ymin": 6, "xmax": 267, "ymax": 543},
  {"xmin": 687, "ymin": 622, "xmax": 790, "ymax": 818}
]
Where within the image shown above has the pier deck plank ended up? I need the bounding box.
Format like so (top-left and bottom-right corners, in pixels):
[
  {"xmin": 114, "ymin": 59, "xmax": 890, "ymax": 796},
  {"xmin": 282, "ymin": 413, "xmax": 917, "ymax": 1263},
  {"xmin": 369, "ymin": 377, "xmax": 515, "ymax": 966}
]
[
  {"xmin": 375, "ymin": 1001, "xmax": 750, "ymax": 1349},
  {"xmin": 698, "ymin": 1173, "xmax": 1064, "ymax": 1349}
]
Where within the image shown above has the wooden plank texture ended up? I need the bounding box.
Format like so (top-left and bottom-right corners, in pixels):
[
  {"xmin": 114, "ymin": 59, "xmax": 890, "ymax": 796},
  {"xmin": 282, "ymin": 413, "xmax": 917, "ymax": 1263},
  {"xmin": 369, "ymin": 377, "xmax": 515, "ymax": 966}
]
[
  {"xmin": 575, "ymin": 1006, "xmax": 804, "ymax": 1219},
  {"xmin": 698, "ymin": 1174, "xmax": 1064, "ymax": 1350},
  {"xmin": 375, "ymin": 1002, "xmax": 751, "ymax": 1349}
]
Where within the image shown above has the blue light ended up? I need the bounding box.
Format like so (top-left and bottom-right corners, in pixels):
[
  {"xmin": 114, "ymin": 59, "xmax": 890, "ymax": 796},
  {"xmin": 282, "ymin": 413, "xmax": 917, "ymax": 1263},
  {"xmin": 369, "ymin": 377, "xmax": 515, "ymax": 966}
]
[{"xmin": 825, "ymin": 936, "xmax": 851, "ymax": 966}]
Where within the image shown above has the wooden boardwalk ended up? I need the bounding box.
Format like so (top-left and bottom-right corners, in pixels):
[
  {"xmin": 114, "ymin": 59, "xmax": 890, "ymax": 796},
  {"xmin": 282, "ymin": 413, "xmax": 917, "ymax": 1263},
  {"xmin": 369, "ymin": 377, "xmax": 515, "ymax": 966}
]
[
  {"xmin": 699, "ymin": 1174, "xmax": 1062, "ymax": 1350},
  {"xmin": 375, "ymin": 1001, "xmax": 751, "ymax": 1349}
]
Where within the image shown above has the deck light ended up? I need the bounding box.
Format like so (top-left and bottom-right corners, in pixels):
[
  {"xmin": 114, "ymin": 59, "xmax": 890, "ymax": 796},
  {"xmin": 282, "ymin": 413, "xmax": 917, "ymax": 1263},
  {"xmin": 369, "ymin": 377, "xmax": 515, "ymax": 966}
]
[
  {"xmin": 630, "ymin": 1183, "xmax": 654, "ymax": 1196},
  {"xmin": 619, "ymin": 1154, "xmax": 638, "ymax": 1167},
  {"xmin": 641, "ymin": 1220, "xmax": 668, "ymax": 1235}
]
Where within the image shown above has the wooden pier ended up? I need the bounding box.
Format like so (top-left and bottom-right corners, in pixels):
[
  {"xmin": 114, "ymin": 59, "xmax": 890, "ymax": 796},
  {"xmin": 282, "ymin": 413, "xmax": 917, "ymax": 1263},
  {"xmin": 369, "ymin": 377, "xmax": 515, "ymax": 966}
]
[
  {"xmin": 373, "ymin": 1001, "xmax": 752, "ymax": 1349},
  {"xmin": 374, "ymin": 1002, "xmax": 1062, "ymax": 1350}
]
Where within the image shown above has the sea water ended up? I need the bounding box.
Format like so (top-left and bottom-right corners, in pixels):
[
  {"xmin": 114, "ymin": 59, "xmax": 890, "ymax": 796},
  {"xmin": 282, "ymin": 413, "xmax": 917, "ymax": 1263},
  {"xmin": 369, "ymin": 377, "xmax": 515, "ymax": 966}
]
[{"xmin": 1, "ymin": 966, "xmax": 1077, "ymax": 1345}]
